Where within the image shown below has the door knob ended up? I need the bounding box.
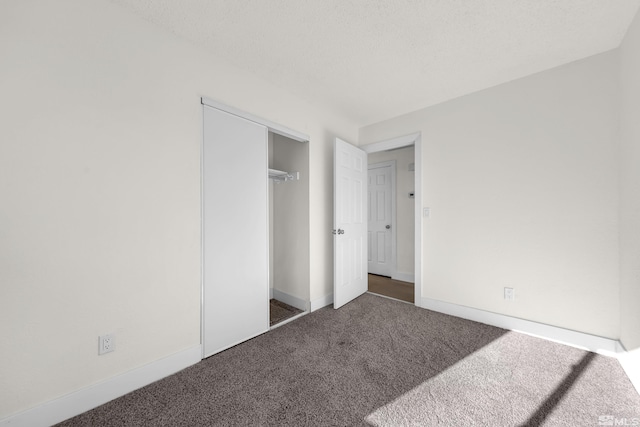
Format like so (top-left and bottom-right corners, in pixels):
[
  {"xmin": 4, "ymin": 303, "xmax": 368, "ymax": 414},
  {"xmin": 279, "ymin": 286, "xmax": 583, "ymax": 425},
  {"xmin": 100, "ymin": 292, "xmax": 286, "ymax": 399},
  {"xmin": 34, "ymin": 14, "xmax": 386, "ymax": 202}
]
[{"xmin": 385, "ymin": 225, "xmax": 391, "ymax": 229}]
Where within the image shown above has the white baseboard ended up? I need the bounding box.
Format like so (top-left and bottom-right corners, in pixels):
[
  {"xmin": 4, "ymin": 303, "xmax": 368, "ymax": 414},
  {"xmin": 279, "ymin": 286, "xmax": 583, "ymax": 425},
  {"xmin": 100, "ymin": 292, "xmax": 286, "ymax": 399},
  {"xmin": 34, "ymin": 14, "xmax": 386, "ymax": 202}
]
[
  {"xmin": 269, "ymin": 287, "xmax": 273, "ymax": 299},
  {"xmin": 391, "ymin": 272, "xmax": 414, "ymax": 283},
  {"xmin": 272, "ymin": 289, "xmax": 307, "ymax": 311},
  {"xmin": 617, "ymin": 346, "xmax": 640, "ymax": 395},
  {"xmin": 311, "ymin": 293, "xmax": 333, "ymax": 312},
  {"xmin": 420, "ymin": 297, "xmax": 619, "ymax": 354},
  {"xmin": 1, "ymin": 345, "xmax": 202, "ymax": 427}
]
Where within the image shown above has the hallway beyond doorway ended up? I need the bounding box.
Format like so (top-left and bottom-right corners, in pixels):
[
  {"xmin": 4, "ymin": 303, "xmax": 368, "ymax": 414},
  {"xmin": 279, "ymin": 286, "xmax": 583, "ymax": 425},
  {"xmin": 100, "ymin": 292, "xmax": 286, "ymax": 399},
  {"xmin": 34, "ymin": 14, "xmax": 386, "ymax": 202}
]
[{"xmin": 368, "ymin": 274, "xmax": 414, "ymax": 303}]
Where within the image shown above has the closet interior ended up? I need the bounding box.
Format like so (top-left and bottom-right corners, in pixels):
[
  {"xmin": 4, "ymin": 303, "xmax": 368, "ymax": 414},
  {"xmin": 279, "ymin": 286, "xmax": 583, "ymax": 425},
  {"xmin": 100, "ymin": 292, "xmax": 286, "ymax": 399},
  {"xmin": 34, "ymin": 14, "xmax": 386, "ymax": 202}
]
[{"xmin": 268, "ymin": 132, "xmax": 310, "ymax": 327}]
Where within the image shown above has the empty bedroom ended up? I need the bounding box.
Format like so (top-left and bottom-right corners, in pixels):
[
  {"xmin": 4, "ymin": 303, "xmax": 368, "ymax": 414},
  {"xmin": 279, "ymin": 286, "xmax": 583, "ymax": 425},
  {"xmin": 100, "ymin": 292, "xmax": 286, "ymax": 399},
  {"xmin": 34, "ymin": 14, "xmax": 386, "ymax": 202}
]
[{"xmin": 2, "ymin": 1, "xmax": 640, "ymax": 426}]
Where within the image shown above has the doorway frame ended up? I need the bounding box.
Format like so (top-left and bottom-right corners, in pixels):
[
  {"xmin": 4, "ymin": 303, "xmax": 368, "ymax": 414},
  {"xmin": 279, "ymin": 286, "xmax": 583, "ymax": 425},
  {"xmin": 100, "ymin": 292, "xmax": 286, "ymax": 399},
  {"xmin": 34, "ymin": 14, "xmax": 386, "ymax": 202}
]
[
  {"xmin": 361, "ymin": 132, "xmax": 422, "ymax": 306},
  {"xmin": 367, "ymin": 160, "xmax": 397, "ymax": 278}
]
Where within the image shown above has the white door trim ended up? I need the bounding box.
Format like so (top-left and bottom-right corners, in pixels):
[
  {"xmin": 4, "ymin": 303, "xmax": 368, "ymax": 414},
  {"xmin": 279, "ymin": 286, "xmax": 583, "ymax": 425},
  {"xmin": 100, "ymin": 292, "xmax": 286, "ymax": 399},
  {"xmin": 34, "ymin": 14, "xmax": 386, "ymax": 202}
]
[
  {"xmin": 362, "ymin": 133, "xmax": 420, "ymax": 154},
  {"xmin": 201, "ymin": 97, "xmax": 309, "ymax": 143},
  {"xmin": 360, "ymin": 133, "xmax": 422, "ymax": 306},
  {"xmin": 368, "ymin": 160, "xmax": 396, "ymax": 278}
]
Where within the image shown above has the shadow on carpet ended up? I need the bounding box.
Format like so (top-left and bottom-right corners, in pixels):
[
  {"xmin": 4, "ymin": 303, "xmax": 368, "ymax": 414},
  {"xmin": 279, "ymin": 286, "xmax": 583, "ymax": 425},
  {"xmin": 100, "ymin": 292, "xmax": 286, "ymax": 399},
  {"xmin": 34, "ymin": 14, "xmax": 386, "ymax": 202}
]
[{"xmin": 57, "ymin": 293, "xmax": 640, "ymax": 426}]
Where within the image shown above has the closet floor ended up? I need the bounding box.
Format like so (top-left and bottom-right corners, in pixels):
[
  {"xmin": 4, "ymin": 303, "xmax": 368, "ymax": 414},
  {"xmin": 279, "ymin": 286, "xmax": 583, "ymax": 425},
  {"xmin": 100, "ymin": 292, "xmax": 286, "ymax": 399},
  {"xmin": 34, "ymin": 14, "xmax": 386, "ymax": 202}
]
[{"xmin": 270, "ymin": 299, "xmax": 303, "ymax": 326}]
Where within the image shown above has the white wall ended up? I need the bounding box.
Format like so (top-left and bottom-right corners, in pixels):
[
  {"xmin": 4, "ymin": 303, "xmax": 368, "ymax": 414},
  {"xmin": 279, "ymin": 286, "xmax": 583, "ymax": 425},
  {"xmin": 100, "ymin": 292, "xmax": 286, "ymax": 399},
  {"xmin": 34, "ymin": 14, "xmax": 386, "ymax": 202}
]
[
  {"xmin": 271, "ymin": 135, "xmax": 310, "ymax": 302},
  {"xmin": 360, "ymin": 51, "xmax": 620, "ymax": 338},
  {"xmin": 0, "ymin": 0, "xmax": 357, "ymax": 419},
  {"xmin": 619, "ymin": 10, "xmax": 640, "ymax": 351},
  {"xmin": 367, "ymin": 146, "xmax": 415, "ymax": 280}
]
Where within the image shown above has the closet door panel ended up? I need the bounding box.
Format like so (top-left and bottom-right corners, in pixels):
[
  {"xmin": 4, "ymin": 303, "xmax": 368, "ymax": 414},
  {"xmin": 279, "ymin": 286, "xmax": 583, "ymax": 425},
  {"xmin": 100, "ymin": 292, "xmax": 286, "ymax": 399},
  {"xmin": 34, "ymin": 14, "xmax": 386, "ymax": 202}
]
[{"xmin": 203, "ymin": 106, "xmax": 269, "ymax": 358}]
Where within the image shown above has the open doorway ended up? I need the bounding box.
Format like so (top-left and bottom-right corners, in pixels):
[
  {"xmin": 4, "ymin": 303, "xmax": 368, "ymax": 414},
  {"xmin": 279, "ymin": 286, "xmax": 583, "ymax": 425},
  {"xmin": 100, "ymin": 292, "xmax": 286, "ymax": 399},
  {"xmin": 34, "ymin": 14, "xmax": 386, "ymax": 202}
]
[
  {"xmin": 366, "ymin": 145, "xmax": 415, "ymax": 303},
  {"xmin": 332, "ymin": 133, "xmax": 422, "ymax": 309}
]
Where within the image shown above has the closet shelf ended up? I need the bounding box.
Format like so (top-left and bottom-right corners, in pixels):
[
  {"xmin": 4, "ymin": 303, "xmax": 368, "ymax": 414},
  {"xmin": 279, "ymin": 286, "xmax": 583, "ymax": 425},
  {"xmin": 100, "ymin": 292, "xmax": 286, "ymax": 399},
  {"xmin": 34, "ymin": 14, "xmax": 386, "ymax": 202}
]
[{"xmin": 269, "ymin": 168, "xmax": 298, "ymax": 183}]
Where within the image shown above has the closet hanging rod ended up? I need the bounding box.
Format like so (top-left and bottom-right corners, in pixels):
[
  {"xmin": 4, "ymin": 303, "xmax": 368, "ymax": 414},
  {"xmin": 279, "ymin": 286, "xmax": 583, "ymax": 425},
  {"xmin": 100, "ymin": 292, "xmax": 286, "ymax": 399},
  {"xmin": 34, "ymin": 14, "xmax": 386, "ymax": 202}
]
[{"xmin": 268, "ymin": 168, "xmax": 298, "ymax": 183}]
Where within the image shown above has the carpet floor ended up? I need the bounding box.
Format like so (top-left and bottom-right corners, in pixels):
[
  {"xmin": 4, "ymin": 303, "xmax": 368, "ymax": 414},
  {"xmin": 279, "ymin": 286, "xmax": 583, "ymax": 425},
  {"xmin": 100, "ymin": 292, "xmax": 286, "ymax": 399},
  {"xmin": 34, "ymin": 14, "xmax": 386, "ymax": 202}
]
[{"xmin": 57, "ymin": 293, "xmax": 639, "ymax": 426}]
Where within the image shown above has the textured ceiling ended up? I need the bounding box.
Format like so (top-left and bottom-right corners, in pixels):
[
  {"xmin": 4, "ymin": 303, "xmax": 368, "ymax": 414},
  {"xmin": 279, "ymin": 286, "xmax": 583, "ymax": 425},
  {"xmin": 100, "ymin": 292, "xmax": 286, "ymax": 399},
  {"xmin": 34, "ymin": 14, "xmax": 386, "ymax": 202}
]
[{"xmin": 110, "ymin": 0, "xmax": 640, "ymax": 126}]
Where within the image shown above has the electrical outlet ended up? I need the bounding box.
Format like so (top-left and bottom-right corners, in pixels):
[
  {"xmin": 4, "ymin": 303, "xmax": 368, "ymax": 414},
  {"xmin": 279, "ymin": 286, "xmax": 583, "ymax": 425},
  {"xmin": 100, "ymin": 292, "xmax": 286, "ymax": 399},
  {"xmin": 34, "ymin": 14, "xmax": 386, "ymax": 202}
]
[
  {"xmin": 99, "ymin": 334, "xmax": 115, "ymax": 355},
  {"xmin": 504, "ymin": 287, "xmax": 515, "ymax": 301}
]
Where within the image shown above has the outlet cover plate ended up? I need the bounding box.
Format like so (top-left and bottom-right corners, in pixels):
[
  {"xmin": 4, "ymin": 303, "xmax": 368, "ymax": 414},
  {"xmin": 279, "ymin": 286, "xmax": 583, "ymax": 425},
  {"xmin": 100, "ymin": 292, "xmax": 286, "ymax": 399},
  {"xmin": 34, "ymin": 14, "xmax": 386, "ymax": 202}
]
[
  {"xmin": 99, "ymin": 334, "xmax": 115, "ymax": 355},
  {"xmin": 504, "ymin": 287, "xmax": 515, "ymax": 301}
]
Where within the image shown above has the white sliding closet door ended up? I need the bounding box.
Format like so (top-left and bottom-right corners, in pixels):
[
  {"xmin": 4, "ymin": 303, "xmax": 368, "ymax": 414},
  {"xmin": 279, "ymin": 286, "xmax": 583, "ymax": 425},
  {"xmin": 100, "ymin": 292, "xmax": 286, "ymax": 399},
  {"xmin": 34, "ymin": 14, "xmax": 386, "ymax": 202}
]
[{"xmin": 203, "ymin": 105, "xmax": 269, "ymax": 358}]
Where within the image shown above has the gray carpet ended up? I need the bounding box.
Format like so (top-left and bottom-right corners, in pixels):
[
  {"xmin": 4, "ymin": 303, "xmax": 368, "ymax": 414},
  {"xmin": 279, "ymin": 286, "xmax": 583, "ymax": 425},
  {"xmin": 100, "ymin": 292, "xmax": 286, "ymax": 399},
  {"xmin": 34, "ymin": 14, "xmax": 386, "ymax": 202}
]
[{"xmin": 57, "ymin": 293, "xmax": 640, "ymax": 426}]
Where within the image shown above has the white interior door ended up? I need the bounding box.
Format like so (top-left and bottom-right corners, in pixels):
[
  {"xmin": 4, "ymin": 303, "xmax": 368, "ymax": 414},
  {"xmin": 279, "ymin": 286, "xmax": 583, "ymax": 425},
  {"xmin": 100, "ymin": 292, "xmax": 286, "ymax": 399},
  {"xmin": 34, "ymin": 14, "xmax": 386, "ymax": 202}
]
[
  {"xmin": 333, "ymin": 138, "xmax": 368, "ymax": 309},
  {"xmin": 203, "ymin": 106, "xmax": 269, "ymax": 358},
  {"xmin": 368, "ymin": 162, "xmax": 394, "ymax": 277}
]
